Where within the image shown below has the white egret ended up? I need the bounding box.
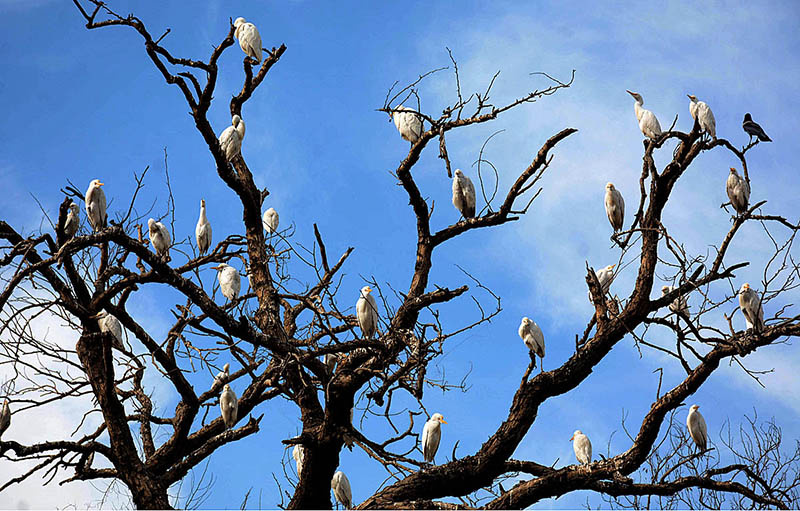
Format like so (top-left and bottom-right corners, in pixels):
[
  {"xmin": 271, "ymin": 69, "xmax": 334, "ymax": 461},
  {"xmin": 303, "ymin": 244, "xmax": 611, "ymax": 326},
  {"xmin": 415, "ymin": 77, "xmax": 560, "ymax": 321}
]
[
  {"xmin": 233, "ymin": 18, "xmax": 263, "ymax": 63},
  {"xmin": 147, "ymin": 218, "xmax": 171, "ymax": 260},
  {"xmin": 738, "ymin": 283, "xmax": 764, "ymax": 331},
  {"xmin": 392, "ymin": 105, "xmax": 423, "ymax": 144},
  {"xmin": 324, "ymin": 353, "xmax": 338, "ymax": 373},
  {"xmin": 421, "ymin": 413, "xmax": 447, "ymax": 463},
  {"xmin": 626, "ymin": 90, "xmax": 662, "ymax": 140},
  {"xmin": 661, "ymin": 286, "xmax": 689, "ymax": 316},
  {"xmin": 686, "ymin": 404, "xmax": 707, "ymax": 451},
  {"xmin": 571, "ymin": 430, "xmax": 592, "ymax": 465},
  {"xmin": 0, "ymin": 399, "xmax": 10, "ymax": 439},
  {"xmin": 219, "ymin": 115, "xmax": 246, "ymax": 161},
  {"xmin": 262, "ymin": 207, "xmax": 279, "ymax": 234},
  {"xmin": 64, "ymin": 202, "xmax": 80, "ymax": 239},
  {"xmin": 85, "ymin": 179, "xmax": 107, "ymax": 232},
  {"xmin": 604, "ymin": 183, "xmax": 625, "ymax": 233},
  {"xmin": 452, "ymin": 169, "xmax": 476, "ymax": 219},
  {"xmin": 220, "ymin": 384, "xmax": 238, "ymax": 430},
  {"xmin": 96, "ymin": 311, "xmax": 125, "ymax": 351},
  {"xmin": 588, "ymin": 264, "xmax": 615, "ymax": 302},
  {"xmin": 196, "ymin": 199, "xmax": 212, "ymax": 255},
  {"xmin": 518, "ymin": 317, "xmax": 545, "ymax": 370},
  {"xmin": 726, "ymin": 168, "xmax": 750, "ymax": 215},
  {"xmin": 292, "ymin": 444, "xmax": 305, "ymax": 476},
  {"xmin": 356, "ymin": 286, "xmax": 379, "ymax": 339},
  {"xmin": 214, "ymin": 363, "xmax": 230, "ymax": 386},
  {"xmin": 742, "ymin": 113, "xmax": 771, "ymax": 142},
  {"xmin": 213, "ymin": 263, "xmax": 241, "ymax": 301},
  {"xmin": 331, "ymin": 470, "xmax": 353, "ymax": 509},
  {"xmin": 687, "ymin": 95, "xmax": 716, "ymax": 139}
]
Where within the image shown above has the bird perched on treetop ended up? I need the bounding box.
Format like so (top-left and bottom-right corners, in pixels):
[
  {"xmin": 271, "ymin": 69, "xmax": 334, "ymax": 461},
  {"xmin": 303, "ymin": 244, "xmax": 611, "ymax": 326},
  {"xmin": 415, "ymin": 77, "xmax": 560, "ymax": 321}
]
[
  {"xmin": 604, "ymin": 183, "xmax": 625, "ymax": 233},
  {"xmin": 262, "ymin": 207, "xmax": 279, "ymax": 234},
  {"xmin": 220, "ymin": 384, "xmax": 238, "ymax": 429},
  {"xmin": 571, "ymin": 430, "xmax": 592, "ymax": 465},
  {"xmin": 196, "ymin": 199, "xmax": 212, "ymax": 255},
  {"xmin": 686, "ymin": 404, "xmax": 708, "ymax": 452},
  {"xmin": 726, "ymin": 168, "xmax": 750, "ymax": 215},
  {"xmin": 356, "ymin": 286, "xmax": 379, "ymax": 339},
  {"xmin": 391, "ymin": 105, "xmax": 423, "ymax": 144},
  {"xmin": 233, "ymin": 18, "xmax": 262, "ymax": 63},
  {"xmin": 219, "ymin": 115, "xmax": 246, "ymax": 161},
  {"xmin": 518, "ymin": 317, "xmax": 545, "ymax": 370},
  {"xmin": 85, "ymin": 179, "xmax": 107, "ymax": 232},
  {"xmin": 742, "ymin": 113, "xmax": 771, "ymax": 142},
  {"xmin": 213, "ymin": 263, "xmax": 241, "ymax": 301},
  {"xmin": 147, "ymin": 218, "xmax": 171, "ymax": 260},
  {"xmin": 421, "ymin": 413, "xmax": 447, "ymax": 464},
  {"xmin": 452, "ymin": 169, "xmax": 476, "ymax": 220},
  {"xmin": 738, "ymin": 283, "xmax": 764, "ymax": 331},
  {"xmin": 626, "ymin": 90, "xmax": 662, "ymax": 140},
  {"xmin": 64, "ymin": 202, "xmax": 80, "ymax": 239},
  {"xmin": 687, "ymin": 94, "xmax": 716, "ymax": 139}
]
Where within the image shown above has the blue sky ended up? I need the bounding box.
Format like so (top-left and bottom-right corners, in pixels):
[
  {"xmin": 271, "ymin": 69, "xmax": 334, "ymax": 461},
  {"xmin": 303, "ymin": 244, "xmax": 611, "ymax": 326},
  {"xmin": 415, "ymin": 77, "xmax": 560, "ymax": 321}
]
[{"xmin": 1, "ymin": 0, "xmax": 800, "ymax": 508}]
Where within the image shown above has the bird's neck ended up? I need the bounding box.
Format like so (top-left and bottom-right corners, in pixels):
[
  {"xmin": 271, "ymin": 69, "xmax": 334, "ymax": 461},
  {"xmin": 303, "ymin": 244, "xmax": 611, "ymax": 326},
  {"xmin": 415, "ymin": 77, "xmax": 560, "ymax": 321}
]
[{"xmin": 633, "ymin": 101, "xmax": 645, "ymax": 121}]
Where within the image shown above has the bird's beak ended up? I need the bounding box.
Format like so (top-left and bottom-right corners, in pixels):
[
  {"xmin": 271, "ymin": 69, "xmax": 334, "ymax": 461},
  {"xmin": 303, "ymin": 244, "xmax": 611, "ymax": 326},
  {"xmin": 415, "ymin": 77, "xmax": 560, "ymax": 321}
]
[
  {"xmin": 98, "ymin": 182, "xmax": 105, "ymax": 186},
  {"xmin": 570, "ymin": 435, "xmax": 574, "ymax": 441},
  {"xmin": 625, "ymin": 90, "xmax": 634, "ymax": 96},
  {"xmin": 686, "ymin": 94, "xmax": 692, "ymax": 99},
  {"xmin": 441, "ymin": 419, "xmax": 448, "ymax": 424},
  {"xmin": 366, "ymin": 286, "xmax": 372, "ymax": 292},
  {"xmin": 211, "ymin": 266, "xmax": 220, "ymax": 270},
  {"xmin": 89, "ymin": 313, "xmax": 101, "ymax": 319},
  {"xmin": 610, "ymin": 264, "xmax": 616, "ymax": 269}
]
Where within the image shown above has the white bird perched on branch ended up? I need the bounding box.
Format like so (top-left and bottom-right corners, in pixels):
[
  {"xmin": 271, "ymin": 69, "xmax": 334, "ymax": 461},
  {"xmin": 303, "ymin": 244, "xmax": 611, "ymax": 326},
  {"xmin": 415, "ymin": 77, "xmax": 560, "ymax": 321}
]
[
  {"xmin": 604, "ymin": 183, "xmax": 624, "ymax": 233},
  {"xmin": 147, "ymin": 218, "xmax": 171, "ymax": 260},
  {"xmin": 626, "ymin": 90, "xmax": 662, "ymax": 140},
  {"xmin": 392, "ymin": 105, "xmax": 423, "ymax": 144},
  {"xmin": 518, "ymin": 317, "xmax": 545, "ymax": 370},
  {"xmin": 262, "ymin": 207, "xmax": 279, "ymax": 234},
  {"xmin": 422, "ymin": 413, "xmax": 447, "ymax": 463},
  {"xmin": 738, "ymin": 283, "xmax": 764, "ymax": 331},
  {"xmin": 661, "ymin": 286, "xmax": 689, "ymax": 316},
  {"xmin": 220, "ymin": 384, "xmax": 238, "ymax": 430},
  {"xmin": 85, "ymin": 179, "xmax": 107, "ymax": 232},
  {"xmin": 687, "ymin": 94, "xmax": 716, "ymax": 139},
  {"xmin": 571, "ymin": 430, "xmax": 592, "ymax": 465},
  {"xmin": 233, "ymin": 17, "xmax": 262, "ymax": 63},
  {"xmin": 196, "ymin": 199, "xmax": 212, "ymax": 255},
  {"xmin": 95, "ymin": 311, "xmax": 125, "ymax": 351},
  {"xmin": 292, "ymin": 444, "xmax": 305, "ymax": 476},
  {"xmin": 726, "ymin": 168, "xmax": 750, "ymax": 215},
  {"xmin": 0, "ymin": 399, "xmax": 10, "ymax": 439},
  {"xmin": 331, "ymin": 470, "xmax": 353, "ymax": 509},
  {"xmin": 686, "ymin": 404, "xmax": 707, "ymax": 451},
  {"xmin": 64, "ymin": 202, "xmax": 80, "ymax": 239},
  {"xmin": 452, "ymin": 169, "xmax": 476, "ymax": 219},
  {"xmin": 219, "ymin": 115, "xmax": 246, "ymax": 161},
  {"xmin": 213, "ymin": 263, "xmax": 241, "ymax": 301},
  {"xmin": 356, "ymin": 286, "xmax": 379, "ymax": 339},
  {"xmin": 214, "ymin": 363, "xmax": 230, "ymax": 386},
  {"xmin": 588, "ymin": 264, "xmax": 616, "ymax": 302}
]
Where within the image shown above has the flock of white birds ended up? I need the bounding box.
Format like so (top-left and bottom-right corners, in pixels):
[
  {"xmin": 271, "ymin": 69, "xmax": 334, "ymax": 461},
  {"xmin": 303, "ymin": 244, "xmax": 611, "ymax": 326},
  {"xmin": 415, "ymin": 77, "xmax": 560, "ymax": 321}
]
[{"xmin": 0, "ymin": 16, "xmax": 778, "ymax": 507}]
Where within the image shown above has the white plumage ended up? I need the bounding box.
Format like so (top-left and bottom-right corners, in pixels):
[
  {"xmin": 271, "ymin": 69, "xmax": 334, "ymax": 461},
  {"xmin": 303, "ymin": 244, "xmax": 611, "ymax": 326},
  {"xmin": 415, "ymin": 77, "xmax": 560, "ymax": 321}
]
[
  {"xmin": 604, "ymin": 183, "xmax": 624, "ymax": 233},
  {"xmin": 196, "ymin": 199, "xmax": 212, "ymax": 255},
  {"xmin": 214, "ymin": 363, "xmax": 230, "ymax": 386},
  {"xmin": 96, "ymin": 311, "xmax": 125, "ymax": 351},
  {"xmin": 220, "ymin": 384, "xmax": 238, "ymax": 430},
  {"xmin": 213, "ymin": 263, "xmax": 241, "ymax": 301},
  {"xmin": 392, "ymin": 105, "xmax": 423, "ymax": 144},
  {"xmin": 421, "ymin": 413, "xmax": 447, "ymax": 463},
  {"xmin": 738, "ymin": 283, "xmax": 764, "ymax": 331},
  {"xmin": 726, "ymin": 168, "xmax": 750, "ymax": 215},
  {"xmin": 233, "ymin": 17, "xmax": 262, "ymax": 62},
  {"xmin": 85, "ymin": 179, "xmax": 107, "ymax": 232},
  {"xmin": 0, "ymin": 399, "xmax": 10, "ymax": 440},
  {"xmin": 64, "ymin": 202, "xmax": 80, "ymax": 239},
  {"xmin": 588, "ymin": 264, "xmax": 615, "ymax": 302},
  {"xmin": 356, "ymin": 286, "xmax": 379, "ymax": 339},
  {"xmin": 262, "ymin": 207, "xmax": 279, "ymax": 234},
  {"xmin": 688, "ymin": 94, "xmax": 716, "ymax": 139},
  {"xmin": 686, "ymin": 404, "xmax": 707, "ymax": 451},
  {"xmin": 626, "ymin": 90, "xmax": 662, "ymax": 140},
  {"xmin": 331, "ymin": 470, "xmax": 353, "ymax": 509},
  {"xmin": 219, "ymin": 115, "xmax": 246, "ymax": 161},
  {"xmin": 292, "ymin": 444, "xmax": 305, "ymax": 476},
  {"xmin": 147, "ymin": 218, "xmax": 171, "ymax": 260},
  {"xmin": 661, "ymin": 285, "xmax": 689, "ymax": 316},
  {"xmin": 571, "ymin": 430, "xmax": 592, "ymax": 465},
  {"xmin": 518, "ymin": 317, "xmax": 545, "ymax": 369},
  {"xmin": 452, "ymin": 169, "xmax": 476, "ymax": 219}
]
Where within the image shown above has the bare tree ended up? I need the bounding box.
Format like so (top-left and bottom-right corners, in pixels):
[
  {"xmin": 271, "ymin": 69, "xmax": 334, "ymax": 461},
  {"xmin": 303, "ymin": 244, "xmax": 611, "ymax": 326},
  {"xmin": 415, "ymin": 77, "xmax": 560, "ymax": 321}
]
[{"xmin": 0, "ymin": 2, "xmax": 798, "ymax": 509}]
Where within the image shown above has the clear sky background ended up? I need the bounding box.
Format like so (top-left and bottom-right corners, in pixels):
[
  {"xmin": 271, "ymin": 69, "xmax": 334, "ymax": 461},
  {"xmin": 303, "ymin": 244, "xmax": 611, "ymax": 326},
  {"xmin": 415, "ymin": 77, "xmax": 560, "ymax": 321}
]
[{"xmin": 1, "ymin": 0, "xmax": 799, "ymax": 509}]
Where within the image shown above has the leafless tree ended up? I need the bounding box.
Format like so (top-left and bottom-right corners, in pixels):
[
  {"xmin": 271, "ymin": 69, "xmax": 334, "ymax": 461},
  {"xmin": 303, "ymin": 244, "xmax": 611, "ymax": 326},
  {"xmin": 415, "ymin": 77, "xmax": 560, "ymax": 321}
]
[{"xmin": 0, "ymin": 2, "xmax": 799, "ymax": 509}]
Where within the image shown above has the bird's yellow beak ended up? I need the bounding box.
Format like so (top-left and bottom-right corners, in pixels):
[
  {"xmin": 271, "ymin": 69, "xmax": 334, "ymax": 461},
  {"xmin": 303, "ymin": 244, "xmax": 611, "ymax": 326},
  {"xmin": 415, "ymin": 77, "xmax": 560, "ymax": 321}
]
[
  {"xmin": 366, "ymin": 286, "xmax": 372, "ymax": 292},
  {"xmin": 440, "ymin": 419, "xmax": 448, "ymax": 424},
  {"xmin": 211, "ymin": 266, "xmax": 220, "ymax": 270},
  {"xmin": 610, "ymin": 264, "xmax": 616, "ymax": 269},
  {"xmin": 98, "ymin": 182, "xmax": 105, "ymax": 186},
  {"xmin": 730, "ymin": 167, "xmax": 736, "ymax": 171}
]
